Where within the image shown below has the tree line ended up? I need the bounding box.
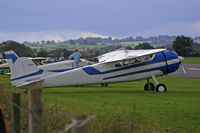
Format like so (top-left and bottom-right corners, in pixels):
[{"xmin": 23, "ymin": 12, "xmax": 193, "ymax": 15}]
[
  {"xmin": 24, "ymin": 35, "xmax": 200, "ymax": 46},
  {"xmin": 0, "ymin": 36, "xmax": 200, "ymax": 59}
]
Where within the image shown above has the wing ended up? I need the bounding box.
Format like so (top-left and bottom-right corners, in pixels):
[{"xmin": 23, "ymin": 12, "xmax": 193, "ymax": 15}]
[{"xmin": 97, "ymin": 49, "xmax": 166, "ymax": 63}]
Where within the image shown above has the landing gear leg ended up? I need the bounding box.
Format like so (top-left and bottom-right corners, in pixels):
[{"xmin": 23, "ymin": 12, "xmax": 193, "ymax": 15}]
[
  {"xmin": 152, "ymin": 75, "xmax": 167, "ymax": 92},
  {"xmin": 144, "ymin": 79, "xmax": 155, "ymax": 91},
  {"xmin": 101, "ymin": 83, "xmax": 108, "ymax": 87}
]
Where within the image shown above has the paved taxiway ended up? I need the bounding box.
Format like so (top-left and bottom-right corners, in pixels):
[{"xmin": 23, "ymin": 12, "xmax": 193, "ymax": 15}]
[{"xmin": 169, "ymin": 63, "xmax": 200, "ymax": 78}]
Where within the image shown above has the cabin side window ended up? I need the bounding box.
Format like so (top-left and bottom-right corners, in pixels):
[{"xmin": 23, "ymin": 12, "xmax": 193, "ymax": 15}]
[
  {"xmin": 142, "ymin": 54, "xmax": 155, "ymax": 62},
  {"xmin": 113, "ymin": 58, "xmax": 142, "ymax": 67},
  {"xmin": 113, "ymin": 54, "xmax": 155, "ymax": 67},
  {"xmin": 143, "ymin": 55, "xmax": 150, "ymax": 61},
  {"xmin": 148, "ymin": 54, "xmax": 155, "ymax": 60},
  {"xmin": 113, "ymin": 60, "xmax": 127, "ymax": 67}
]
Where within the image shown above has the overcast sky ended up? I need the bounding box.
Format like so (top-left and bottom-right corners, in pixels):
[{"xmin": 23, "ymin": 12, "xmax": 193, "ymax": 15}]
[{"xmin": 0, "ymin": 0, "xmax": 200, "ymax": 42}]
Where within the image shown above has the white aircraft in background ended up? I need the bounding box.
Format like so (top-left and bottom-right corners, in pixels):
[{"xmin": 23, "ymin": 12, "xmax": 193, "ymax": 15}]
[
  {"xmin": 0, "ymin": 57, "xmax": 46, "ymax": 75},
  {"xmin": 5, "ymin": 49, "xmax": 184, "ymax": 92}
]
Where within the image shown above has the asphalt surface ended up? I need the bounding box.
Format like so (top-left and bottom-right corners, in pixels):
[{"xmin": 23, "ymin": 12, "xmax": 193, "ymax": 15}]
[{"xmin": 169, "ymin": 63, "xmax": 200, "ymax": 78}]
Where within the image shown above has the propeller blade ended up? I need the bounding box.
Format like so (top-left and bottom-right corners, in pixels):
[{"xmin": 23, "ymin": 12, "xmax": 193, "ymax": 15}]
[
  {"xmin": 181, "ymin": 64, "xmax": 187, "ymax": 75},
  {"xmin": 178, "ymin": 56, "xmax": 187, "ymax": 75},
  {"xmin": 178, "ymin": 56, "xmax": 184, "ymax": 61}
]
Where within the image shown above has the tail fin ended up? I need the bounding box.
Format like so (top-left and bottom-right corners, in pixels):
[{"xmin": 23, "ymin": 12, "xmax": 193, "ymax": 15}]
[
  {"xmin": 4, "ymin": 50, "xmax": 43, "ymax": 87},
  {"xmin": 5, "ymin": 50, "xmax": 19, "ymax": 68}
]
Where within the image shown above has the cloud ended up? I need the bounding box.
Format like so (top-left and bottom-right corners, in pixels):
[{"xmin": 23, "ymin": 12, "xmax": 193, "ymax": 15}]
[
  {"xmin": 190, "ymin": 22, "xmax": 200, "ymax": 33},
  {"xmin": 79, "ymin": 32, "xmax": 109, "ymax": 39},
  {"xmin": 0, "ymin": 30, "xmax": 109, "ymax": 43},
  {"xmin": 129, "ymin": 21, "xmax": 200, "ymax": 37},
  {"xmin": 0, "ymin": 21, "xmax": 199, "ymax": 43}
]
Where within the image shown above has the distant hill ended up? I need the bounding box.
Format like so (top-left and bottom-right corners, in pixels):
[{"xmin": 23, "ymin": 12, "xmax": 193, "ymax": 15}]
[{"xmin": 23, "ymin": 35, "xmax": 181, "ymax": 46}]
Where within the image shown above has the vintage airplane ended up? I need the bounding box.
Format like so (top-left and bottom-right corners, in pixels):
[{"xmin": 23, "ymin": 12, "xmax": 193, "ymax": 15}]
[
  {"xmin": 0, "ymin": 59, "xmax": 10, "ymax": 74},
  {"xmin": 5, "ymin": 49, "xmax": 184, "ymax": 92}
]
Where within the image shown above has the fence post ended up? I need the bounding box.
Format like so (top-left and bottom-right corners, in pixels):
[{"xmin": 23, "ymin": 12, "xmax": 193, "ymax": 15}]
[
  {"xmin": 71, "ymin": 115, "xmax": 88, "ymax": 133},
  {"xmin": 11, "ymin": 93, "xmax": 21, "ymax": 133},
  {"xmin": 28, "ymin": 87, "xmax": 43, "ymax": 133}
]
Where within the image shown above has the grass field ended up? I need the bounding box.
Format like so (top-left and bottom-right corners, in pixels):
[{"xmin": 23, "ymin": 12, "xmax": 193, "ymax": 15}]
[
  {"xmin": 1, "ymin": 75, "xmax": 200, "ymax": 133},
  {"xmin": 121, "ymin": 41, "xmax": 152, "ymax": 45},
  {"xmin": 26, "ymin": 43, "xmax": 108, "ymax": 50},
  {"xmin": 26, "ymin": 42, "xmax": 154, "ymax": 51},
  {"xmin": 183, "ymin": 57, "xmax": 200, "ymax": 64}
]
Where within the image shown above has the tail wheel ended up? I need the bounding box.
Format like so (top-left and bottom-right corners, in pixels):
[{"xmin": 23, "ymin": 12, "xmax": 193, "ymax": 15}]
[
  {"xmin": 144, "ymin": 82, "xmax": 155, "ymax": 91},
  {"xmin": 156, "ymin": 84, "xmax": 167, "ymax": 92}
]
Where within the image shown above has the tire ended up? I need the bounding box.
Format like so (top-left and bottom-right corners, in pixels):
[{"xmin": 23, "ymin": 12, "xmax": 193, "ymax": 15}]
[
  {"xmin": 156, "ymin": 84, "xmax": 167, "ymax": 92},
  {"xmin": 144, "ymin": 82, "xmax": 155, "ymax": 91}
]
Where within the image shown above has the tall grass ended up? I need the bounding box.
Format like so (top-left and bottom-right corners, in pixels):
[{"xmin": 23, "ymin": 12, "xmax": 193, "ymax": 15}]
[{"xmin": 1, "ymin": 75, "xmax": 200, "ymax": 133}]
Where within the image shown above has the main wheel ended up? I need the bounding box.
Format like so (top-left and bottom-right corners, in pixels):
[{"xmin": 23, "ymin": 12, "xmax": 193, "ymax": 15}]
[
  {"xmin": 156, "ymin": 84, "xmax": 167, "ymax": 92},
  {"xmin": 144, "ymin": 82, "xmax": 155, "ymax": 91}
]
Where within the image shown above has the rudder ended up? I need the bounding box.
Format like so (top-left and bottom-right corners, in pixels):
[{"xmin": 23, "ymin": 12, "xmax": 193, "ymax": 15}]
[{"xmin": 4, "ymin": 50, "xmax": 42, "ymax": 87}]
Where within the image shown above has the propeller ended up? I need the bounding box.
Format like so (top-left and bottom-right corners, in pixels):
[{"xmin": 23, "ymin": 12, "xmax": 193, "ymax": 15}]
[{"xmin": 178, "ymin": 56, "xmax": 187, "ymax": 75}]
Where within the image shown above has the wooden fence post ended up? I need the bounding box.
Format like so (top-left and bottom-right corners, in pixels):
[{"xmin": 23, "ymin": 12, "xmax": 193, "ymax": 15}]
[
  {"xmin": 71, "ymin": 115, "xmax": 88, "ymax": 133},
  {"xmin": 28, "ymin": 87, "xmax": 43, "ymax": 133},
  {"xmin": 11, "ymin": 93, "xmax": 21, "ymax": 133}
]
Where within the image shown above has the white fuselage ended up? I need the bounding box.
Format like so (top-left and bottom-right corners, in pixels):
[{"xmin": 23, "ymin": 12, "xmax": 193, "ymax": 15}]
[
  {"xmin": 5, "ymin": 49, "xmax": 180, "ymax": 88},
  {"xmin": 40, "ymin": 51, "xmax": 180, "ymax": 87}
]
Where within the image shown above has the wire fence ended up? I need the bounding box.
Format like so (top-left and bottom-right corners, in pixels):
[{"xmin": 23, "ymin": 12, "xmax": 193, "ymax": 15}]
[
  {"xmin": 2, "ymin": 84, "xmax": 199, "ymax": 133},
  {"xmin": 0, "ymin": 85, "xmax": 177, "ymax": 133},
  {"xmin": 7, "ymin": 102, "xmax": 95, "ymax": 133},
  {"xmin": 0, "ymin": 86, "xmax": 95, "ymax": 133}
]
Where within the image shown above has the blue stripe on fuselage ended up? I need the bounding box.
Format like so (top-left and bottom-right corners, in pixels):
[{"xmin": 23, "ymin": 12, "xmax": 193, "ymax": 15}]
[
  {"xmin": 103, "ymin": 63, "xmax": 179, "ymax": 80},
  {"xmin": 82, "ymin": 52, "xmax": 166, "ymax": 75},
  {"xmin": 11, "ymin": 69, "xmax": 44, "ymax": 81},
  {"xmin": 48, "ymin": 68, "xmax": 72, "ymax": 72},
  {"xmin": 11, "ymin": 68, "xmax": 72, "ymax": 81}
]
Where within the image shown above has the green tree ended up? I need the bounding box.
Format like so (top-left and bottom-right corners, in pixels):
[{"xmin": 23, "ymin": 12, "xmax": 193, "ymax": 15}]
[
  {"xmin": 37, "ymin": 49, "xmax": 48, "ymax": 57},
  {"xmin": 63, "ymin": 49, "xmax": 73, "ymax": 59},
  {"xmin": 173, "ymin": 36, "xmax": 193, "ymax": 56},
  {"xmin": 134, "ymin": 43, "xmax": 154, "ymax": 50},
  {"xmin": 126, "ymin": 45, "xmax": 133, "ymax": 50},
  {"xmin": 0, "ymin": 40, "xmax": 33, "ymax": 57}
]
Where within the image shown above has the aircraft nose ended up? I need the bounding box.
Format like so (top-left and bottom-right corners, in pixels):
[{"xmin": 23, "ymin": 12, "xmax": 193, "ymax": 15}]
[
  {"xmin": 164, "ymin": 50, "xmax": 180, "ymax": 74},
  {"xmin": 178, "ymin": 56, "xmax": 184, "ymax": 62}
]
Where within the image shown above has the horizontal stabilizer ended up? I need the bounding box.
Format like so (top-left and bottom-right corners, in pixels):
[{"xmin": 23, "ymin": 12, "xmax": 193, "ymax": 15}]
[{"xmin": 14, "ymin": 77, "xmax": 44, "ymax": 88}]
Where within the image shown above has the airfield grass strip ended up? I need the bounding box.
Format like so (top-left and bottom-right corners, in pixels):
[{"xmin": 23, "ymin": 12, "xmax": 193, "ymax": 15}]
[
  {"xmin": 183, "ymin": 57, "xmax": 200, "ymax": 64},
  {"xmin": 0, "ymin": 75, "xmax": 200, "ymax": 133}
]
